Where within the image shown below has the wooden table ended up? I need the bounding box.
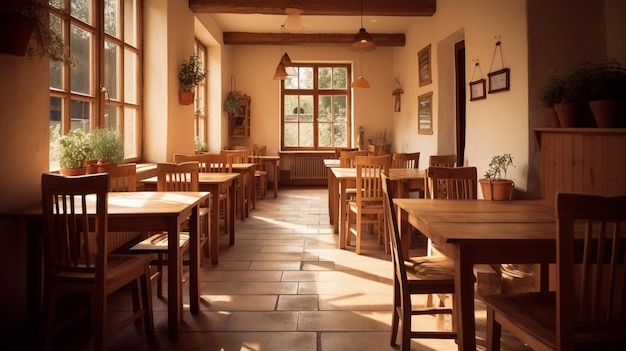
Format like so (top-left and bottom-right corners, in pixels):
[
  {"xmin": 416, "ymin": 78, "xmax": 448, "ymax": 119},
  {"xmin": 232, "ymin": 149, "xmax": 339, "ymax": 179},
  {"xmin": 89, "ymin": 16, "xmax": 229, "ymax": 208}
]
[
  {"xmin": 14, "ymin": 191, "xmax": 210, "ymax": 339},
  {"xmin": 393, "ymin": 199, "xmax": 556, "ymax": 351},
  {"xmin": 330, "ymin": 167, "xmax": 425, "ymax": 248},
  {"xmin": 142, "ymin": 173, "xmax": 238, "ymax": 264},
  {"xmin": 231, "ymin": 163, "xmax": 256, "ymax": 218},
  {"xmin": 324, "ymin": 159, "xmax": 340, "ymax": 225},
  {"xmin": 253, "ymin": 155, "xmax": 280, "ymax": 198}
]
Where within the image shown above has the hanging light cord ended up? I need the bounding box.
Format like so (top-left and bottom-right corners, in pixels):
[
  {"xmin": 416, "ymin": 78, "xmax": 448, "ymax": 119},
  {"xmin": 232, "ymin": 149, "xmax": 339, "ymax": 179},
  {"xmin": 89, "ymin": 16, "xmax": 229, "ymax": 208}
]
[{"xmin": 360, "ymin": 0, "xmax": 364, "ymax": 28}]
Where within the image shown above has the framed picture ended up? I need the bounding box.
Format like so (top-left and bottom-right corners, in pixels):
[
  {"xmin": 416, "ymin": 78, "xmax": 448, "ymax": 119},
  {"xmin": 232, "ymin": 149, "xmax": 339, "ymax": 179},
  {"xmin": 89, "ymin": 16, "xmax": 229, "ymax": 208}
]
[
  {"xmin": 417, "ymin": 92, "xmax": 433, "ymax": 135},
  {"xmin": 418, "ymin": 44, "xmax": 432, "ymax": 87},
  {"xmin": 469, "ymin": 79, "xmax": 486, "ymax": 101},
  {"xmin": 488, "ymin": 68, "xmax": 510, "ymax": 93}
]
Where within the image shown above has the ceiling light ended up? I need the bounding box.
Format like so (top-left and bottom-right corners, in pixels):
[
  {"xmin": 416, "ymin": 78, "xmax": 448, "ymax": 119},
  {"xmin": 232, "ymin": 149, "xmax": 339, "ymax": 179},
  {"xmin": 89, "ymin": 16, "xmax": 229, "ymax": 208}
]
[
  {"xmin": 351, "ymin": 51, "xmax": 370, "ymax": 88},
  {"xmin": 273, "ymin": 62, "xmax": 289, "ymax": 80},
  {"xmin": 352, "ymin": 0, "xmax": 374, "ymax": 49},
  {"xmin": 281, "ymin": 53, "xmax": 298, "ymax": 76},
  {"xmin": 274, "ymin": 25, "xmax": 297, "ymax": 80},
  {"xmin": 284, "ymin": 8, "xmax": 304, "ymax": 31}
]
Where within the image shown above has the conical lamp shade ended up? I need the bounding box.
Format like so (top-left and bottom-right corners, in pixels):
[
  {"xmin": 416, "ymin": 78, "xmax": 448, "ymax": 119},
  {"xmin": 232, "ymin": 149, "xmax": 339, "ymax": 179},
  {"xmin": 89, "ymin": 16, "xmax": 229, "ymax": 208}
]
[
  {"xmin": 351, "ymin": 76, "xmax": 370, "ymax": 88},
  {"xmin": 281, "ymin": 53, "xmax": 298, "ymax": 76},
  {"xmin": 352, "ymin": 28, "xmax": 374, "ymax": 49},
  {"xmin": 284, "ymin": 8, "xmax": 304, "ymax": 31},
  {"xmin": 273, "ymin": 62, "xmax": 289, "ymax": 80}
]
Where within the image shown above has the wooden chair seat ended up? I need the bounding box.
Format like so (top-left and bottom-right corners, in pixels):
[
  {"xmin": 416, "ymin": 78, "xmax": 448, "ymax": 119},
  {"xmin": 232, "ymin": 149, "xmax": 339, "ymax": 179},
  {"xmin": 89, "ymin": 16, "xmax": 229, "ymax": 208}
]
[{"xmin": 406, "ymin": 255, "xmax": 455, "ymax": 278}]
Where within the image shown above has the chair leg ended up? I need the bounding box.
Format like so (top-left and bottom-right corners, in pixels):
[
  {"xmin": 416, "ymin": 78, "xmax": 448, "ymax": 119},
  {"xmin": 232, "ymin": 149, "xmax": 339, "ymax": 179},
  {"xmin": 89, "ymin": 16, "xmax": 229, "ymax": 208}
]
[
  {"xmin": 92, "ymin": 291, "xmax": 106, "ymax": 351},
  {"xmin": 390, "ymin": 279, "xmax": 400, "ymax": 346},
  {"xmin": 486, "ymin": 307, "xmax": 501, "ymax": 351},
  {"xmin": 156, "ymin": 253, "xmax": 163, "ymax": 298},
  {"xmin": 356, "ymin": 211, "xmax": 363, "ymax": 254},
  {"xmin": 400, "ymin": 292, "xmax": 412, "ymax": 351},
  {"xmin": 141, "ymin": 267, "xmax": 155, "ymax": 337}
]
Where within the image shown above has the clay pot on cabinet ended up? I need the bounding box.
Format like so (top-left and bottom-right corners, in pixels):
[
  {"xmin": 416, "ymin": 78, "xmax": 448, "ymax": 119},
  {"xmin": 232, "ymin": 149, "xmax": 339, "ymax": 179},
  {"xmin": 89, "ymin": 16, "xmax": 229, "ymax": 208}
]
[
  {"xmin": 555, "ymin": 103, "xmax": 583, "ymax": 128},
  {"xmin": 589, "ymin": 100, "xmax": 626, "ymax": 128}
]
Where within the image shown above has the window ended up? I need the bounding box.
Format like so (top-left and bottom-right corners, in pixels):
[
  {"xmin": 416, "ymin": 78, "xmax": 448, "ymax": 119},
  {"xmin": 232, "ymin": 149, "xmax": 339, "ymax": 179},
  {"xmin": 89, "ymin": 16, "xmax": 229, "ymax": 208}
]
[
  {"xmin": 193, "ymin": 40, "xmax": 207, "ymax": 151},
  {"xmin": 281, "ymin": 64, "xmax": 351, "ymax": 150},
  {"xmin": 49, "ymin": 0, "xmax": 142, "ymax": 169}
]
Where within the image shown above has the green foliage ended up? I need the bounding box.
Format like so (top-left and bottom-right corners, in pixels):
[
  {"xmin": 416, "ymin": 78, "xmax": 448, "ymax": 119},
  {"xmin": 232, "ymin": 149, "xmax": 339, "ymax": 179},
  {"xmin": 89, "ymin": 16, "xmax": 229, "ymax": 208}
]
[
  {"xmin": 194, "ymin": 136, "xmax": 207, "ymax": 153},
  {"xmin": 484, "ymin": 153, "xmax": 514, "ymax": 180},
  {"xmin": 89, "ymin": 128, "xmax": 125, "ymax": 164},
  {"xmin": 224, "ymin": 90, "xmax": 245, "ymax": 114},
  {"xmin": 58, "ymin": 129, "xmax": 91, "ymax": 169},
  {"xmin": 178, "ymin": 54, "xmax": 207, "ymax": 91}
]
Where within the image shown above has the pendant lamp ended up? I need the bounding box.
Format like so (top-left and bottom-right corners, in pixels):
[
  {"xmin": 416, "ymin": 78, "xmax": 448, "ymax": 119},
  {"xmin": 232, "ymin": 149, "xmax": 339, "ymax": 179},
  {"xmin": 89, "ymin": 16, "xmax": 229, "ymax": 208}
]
[
  {"xmin": 351, "ymin": 51, "xmax": 370, "ymax": 88},
  {"xmin": 273, "ymin": 25, "xmax": 297, "ymax": 80},
  {"xmin": 284, "ymin": 8, "xmax": 304, "ymax": 31},
  {"xmin": 352, "ymin": 0, "xmax": 374, "ymax": 49}
]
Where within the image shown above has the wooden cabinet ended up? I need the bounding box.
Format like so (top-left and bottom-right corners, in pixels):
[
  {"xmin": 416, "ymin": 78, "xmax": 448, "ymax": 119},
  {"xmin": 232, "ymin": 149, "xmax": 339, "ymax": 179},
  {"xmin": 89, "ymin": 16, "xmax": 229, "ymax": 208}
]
[
  {"xmin": 228, "ymin": 94, "xmax": 251, "ymax": 147},
  {"xmin": 535, "ymin": 128, "xmax": 626, "ymax": 202}
]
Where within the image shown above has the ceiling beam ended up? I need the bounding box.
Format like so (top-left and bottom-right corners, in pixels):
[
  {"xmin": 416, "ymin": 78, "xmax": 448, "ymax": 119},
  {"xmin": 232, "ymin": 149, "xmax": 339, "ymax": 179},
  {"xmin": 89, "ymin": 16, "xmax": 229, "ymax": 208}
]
[
  {"xmin": 190, "ymin": 0, "xmax": 436, "ymax": 17},
  {"xmin": 223, "ymin": 32, "xmax": 406, "ymax": 46}
]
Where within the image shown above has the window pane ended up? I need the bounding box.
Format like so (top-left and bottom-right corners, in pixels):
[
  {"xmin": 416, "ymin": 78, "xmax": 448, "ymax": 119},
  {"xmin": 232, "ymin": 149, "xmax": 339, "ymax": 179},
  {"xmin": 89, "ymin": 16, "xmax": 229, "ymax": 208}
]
[
  {"xmin": 318, "ymin": 123, "xmax": 332, "ymax": 147},
  {"xmin": 334, "ymin": 95, "xmax": 347, "ymax": 122},
  {"xmin": 318, "ymin": 95, "xmax": 331, "ymax": 122},
  {"xmin": 333, "ymin": 67, "xmax": 348, "ymax": 89},
  {"xmin": 333, "ymin": 123, "xmax": 348, "ymax": 147},
  {"xmin": 104, "ymin": 40, "xmax": 120, "ymax": 100},
  {"xmin": 299, "ymin": 67, "xmax": 313, "ymax": 89},
  {"xmin": 299, "ymin": 123, "xmax": 313, "ymax": 147},
  {"xmin": 284, "ymin": 68, "xmax": 299, "ymax": 89},
  {"xmin": 124, "ymin": 0, "xmax": 137, "ymax": 46},
  {"xmin": 70, "ymin": 25, "xmax": 92, "ymax": 95},
  {"xmin": 299, "ymin": 95, "xmax": 313, "ymax": 122},
  {"xmin": 104, "ymin": 104, "xmax": 119, "ymax": 129},
  {"xmin": 124, "ymin": 107, "xmax": 138, "ymax": 158},
  {"xmin": 318, "ymin": 67, "xmax": 331, "ymax": 89},
  {"xmin": 70, "ymin": 99, "xmax": 91, "ymax": 131},
  {"xmin": 104, "ymin": 0, "xmax": 120, "ymax": 38},
  {"xmin": 49, "ymin": 15, "xmax": 63, "ymax": 90},
  {"xmin": 284, "ymin": 123, "xmax": 298, "ymax": 147},
  {"xmin": 71, "ymin": 0, "xmax": 93, "ymax": 25},
  {"xmin": 124, "ymin": 48, "xmax": 137, "ymax": 103}
]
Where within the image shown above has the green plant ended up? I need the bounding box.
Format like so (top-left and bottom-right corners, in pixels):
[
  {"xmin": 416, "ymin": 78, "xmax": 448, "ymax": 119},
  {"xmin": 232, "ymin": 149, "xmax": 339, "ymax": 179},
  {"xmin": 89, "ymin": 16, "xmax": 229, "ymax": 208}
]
[
  {"xmin": 539, "ymin": 73, "xmax": 565, "ymax": 107},
  {"xmin": 194, "ymin": 136, "xmax": 207, "ymax": 153},
  {"xmin": 4, "ymin": 0, "xmax": 74, "ymax": 65},
  {"xmin": 178, "ymin": 53, "xmax": 207, "ymax": 91},
  {"xmin": 89, "ymin": 128, "xmax": 125, "ymax": 164},
  {"xmin": 224, "ymin": 91, "xmax": 243, "ymax": 114},
  {"xmin": 584, "ymin": 59, "xmax": 626, "ymax": 101},
  {"xmin": 57, "ymin": 129, "xmax": 91, "ymax": 169},
  {"xmin": 483, "ymin": 153, "xmax": 514, "ymax": 180}
]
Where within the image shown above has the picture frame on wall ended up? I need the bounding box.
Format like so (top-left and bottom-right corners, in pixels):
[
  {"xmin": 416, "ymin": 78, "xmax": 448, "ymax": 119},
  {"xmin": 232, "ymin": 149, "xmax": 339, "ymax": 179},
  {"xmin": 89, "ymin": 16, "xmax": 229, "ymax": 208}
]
[
  {"xmin": 417, "ymin": 92, "xmax": 433, "ymax": 135},
  {"xmin": 418, "ymin": 44, "xmax": 432, "ymax": 87},
  {"xmin": 469, "ymin": 79, "xmax": 486, "ymax": 101},
  {"xmin": 488, "ymin": 68, "xmax": 510, "ymax": 93}
]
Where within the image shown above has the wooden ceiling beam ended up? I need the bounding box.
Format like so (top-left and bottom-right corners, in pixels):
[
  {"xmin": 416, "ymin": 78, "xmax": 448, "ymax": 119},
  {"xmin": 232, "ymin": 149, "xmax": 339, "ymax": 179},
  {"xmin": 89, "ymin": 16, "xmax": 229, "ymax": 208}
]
[
  {"xmin": 223, "ymin": 32, "xmax": 406, "ymax": 46},
  {"xmin": 190, "ymin": 0, "xmax": 436, "ymax": 17}
]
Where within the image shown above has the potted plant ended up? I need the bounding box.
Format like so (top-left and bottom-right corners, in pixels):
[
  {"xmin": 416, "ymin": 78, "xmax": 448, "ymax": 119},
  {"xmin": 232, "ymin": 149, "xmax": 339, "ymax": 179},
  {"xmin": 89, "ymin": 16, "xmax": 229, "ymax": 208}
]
[
  {"xmin": 479, "ymin": 153, "xmax": 515, "ymax": 200},
  {"xmin": 194, "ymin": 136, "xmax": 207, "ymax": 154},
  {"xmin": 585, "ymin": 59, "xmax": 626, "ymax": 128},
  {"xmin": 57, "ymin": 129, "xmax": 91, "ymax": 176},
  {"xmin": 539, "ymin": 72, "xmax": 564, "ymax": 127},
  {"xmin": 85, "ymin": 128, "xmax": 125, "ymax": 173},
  {"xmin": 554, "ymin": 65, "xmax": 588, "ymax": 128},
  {"xmin": 224, "ymin": 90, "xmax": 243, "ymax": 115},
  {"xmin": 0, "ymin": 0, "xmax": 73, "ymax": 65},
  {"xmin": 178, "ymin": 53, "xmax": 207, "ymax": 105}
]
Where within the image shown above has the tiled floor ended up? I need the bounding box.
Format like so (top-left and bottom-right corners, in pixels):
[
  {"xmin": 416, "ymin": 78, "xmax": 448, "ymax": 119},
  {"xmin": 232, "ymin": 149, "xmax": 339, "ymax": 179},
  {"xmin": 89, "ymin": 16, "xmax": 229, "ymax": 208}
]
[{"xmin": 21, "ymin": 187, "xmax": 531, "ymax": 351}]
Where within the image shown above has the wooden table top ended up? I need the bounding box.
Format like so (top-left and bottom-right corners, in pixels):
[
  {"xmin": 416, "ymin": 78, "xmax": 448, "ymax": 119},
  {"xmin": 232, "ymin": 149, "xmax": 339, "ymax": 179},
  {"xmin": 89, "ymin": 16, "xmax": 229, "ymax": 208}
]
[
  {"xmin": 331, "ymin": 167, "xmax": 424, "ymax": 180},
  {"xmin": 141, "ymin": 173, "xmax": 240, "ymax": 185}
]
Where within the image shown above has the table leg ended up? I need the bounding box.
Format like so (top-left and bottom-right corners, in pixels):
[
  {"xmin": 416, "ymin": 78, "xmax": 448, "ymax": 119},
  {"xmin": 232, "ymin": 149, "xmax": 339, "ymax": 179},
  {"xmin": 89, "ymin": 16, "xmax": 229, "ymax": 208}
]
[
  {"xmin": 327, "ymin": 167, "xmax": 334, "ymax": 225},
  {"xmin": 210, "ymin": 184, "xmax": 220, "ymax": 265},
  {"xmin": 228, "ymin": 180, "xmax": 236, "ymax": 245},
  {"xmin": 338, "ymin": 179, "xmax": 346, "ymax": 248},
  {"xmin": 188, "ymin": 204, "xmax": 200, "ymax": 315},
  {"xmin": 248, "ymin": 168, "xmax": 255, "ymax": 211},
  {"xmin": 167, "ymin": 218, "xmax": 182, "ymax": 338},
  {"xmin": 454, "ymin": 245, "xmax": 477, "ymax": 351}
]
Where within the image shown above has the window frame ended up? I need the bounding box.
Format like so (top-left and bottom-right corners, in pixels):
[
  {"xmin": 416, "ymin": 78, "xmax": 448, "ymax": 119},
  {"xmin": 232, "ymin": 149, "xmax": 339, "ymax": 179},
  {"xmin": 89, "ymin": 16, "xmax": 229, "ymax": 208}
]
[{"xmin": 280, "ymin": 63, "xmax": 352, "ymax": 151}]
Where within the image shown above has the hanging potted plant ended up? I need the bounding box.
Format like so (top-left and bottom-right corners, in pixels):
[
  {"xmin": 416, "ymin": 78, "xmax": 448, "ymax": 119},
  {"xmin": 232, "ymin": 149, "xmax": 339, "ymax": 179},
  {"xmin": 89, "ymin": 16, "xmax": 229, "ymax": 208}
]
[
  {"xmin": 178, "ymin": 53, "xmax": 207, "ymax": 105},
  {"xmin": 479, "ymin": 153, "xmax": 515, "ymax": 201},
  {"xmin": 57, "ymin": 129, "xmax": 91, "ymax": 176},
  {"xmin": 0, "ymin": 0, "xmax": 73, "ymax": 65}
]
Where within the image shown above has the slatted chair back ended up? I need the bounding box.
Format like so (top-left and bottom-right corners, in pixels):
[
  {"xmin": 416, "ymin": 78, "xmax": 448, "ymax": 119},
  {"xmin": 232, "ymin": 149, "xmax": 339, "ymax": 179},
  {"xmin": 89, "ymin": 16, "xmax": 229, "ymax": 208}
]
[
  {"xmin": 156, "ymin": 161, "xmax": 199, "ymax": 192},
  {"xmin": 201, "ymin": 153, "xmax": 233, "ymax": 173},
  {"xmin": 392, "ymin": 152, "xmax": 420, "ymax": 169},
  {"xmin": 334, "ymin": 147, "xmax": 358, "ymax": 159},
  {"xmin": 339, "ymin": 150, "xmax": 368, "ymax": 168},
  {"xmin": 428, "ymin": 154, "xmax": 457, "ymax": 167},
  {"xmin": 173, "ymin": 153, "xmax": 213, "ymax": 173},
  {"xmin": 107, "ymin": 163, "xmax": 137, "ymax": 192},
  {"xmin": 221, "ymin": 149, "xmax": 248, "ymax": 163},
  {"xmin": 425, "ymin": 166, "xmax": 477, "ymax": 200}
]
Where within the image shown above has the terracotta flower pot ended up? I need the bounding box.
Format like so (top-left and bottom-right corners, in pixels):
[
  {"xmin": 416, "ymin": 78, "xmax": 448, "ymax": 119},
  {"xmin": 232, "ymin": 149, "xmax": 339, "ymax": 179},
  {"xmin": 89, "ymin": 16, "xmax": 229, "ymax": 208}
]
[
  {"xmin": 480, "ymin": 179, "xmax": 514, "ymax": 201},
  {"xmin": 0, "ymin": 13, "xmax": 34, "ymax": 57},
  {"xmin": 555, "ymin": 102, "xmax": 583, "ymax": 128},
  {"xmin": 179, "ymin": 91, "xmax": 194, "ymax": 105},
  {"xmin": 545, "ymin": 106, "xmax": 560, "ymax": 128},
  {"xmin": 589, "ymin": 100, "xmax": 626, "ymax": 128},
  {"xmin": 59, "ymin": 167, "xmax": 86, "ymax": 176}
]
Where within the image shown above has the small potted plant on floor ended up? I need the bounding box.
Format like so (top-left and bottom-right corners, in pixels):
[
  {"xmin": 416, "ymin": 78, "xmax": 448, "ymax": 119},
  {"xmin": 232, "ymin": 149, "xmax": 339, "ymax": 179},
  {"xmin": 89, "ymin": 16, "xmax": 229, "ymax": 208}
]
[
  {"xmin": 479, "ymin": 153, "xmax": 515, "ymax": 200},
  {"xmin": 178, "ymin": 53, "xmax": 207, "ymax": 105},
  {"xmin": 57, "ymin": 129, "xmax": 91, "ymax": 176}
]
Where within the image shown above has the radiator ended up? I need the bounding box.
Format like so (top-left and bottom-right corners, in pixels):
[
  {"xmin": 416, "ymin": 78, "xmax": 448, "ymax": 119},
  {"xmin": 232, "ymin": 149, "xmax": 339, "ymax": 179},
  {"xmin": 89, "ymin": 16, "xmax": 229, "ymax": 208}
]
[{"xmin": 290, "ymin": 153, "xmax": 327, "ymax": 180}]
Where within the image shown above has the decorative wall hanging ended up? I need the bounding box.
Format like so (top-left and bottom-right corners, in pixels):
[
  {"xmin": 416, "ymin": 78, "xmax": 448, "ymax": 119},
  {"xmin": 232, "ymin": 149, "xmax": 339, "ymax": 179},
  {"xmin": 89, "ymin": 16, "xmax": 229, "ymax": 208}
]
[
  {"xmin": 418, "ymin": 92, "xmax": 433, "ymax": 135},
  {"xmin": 418, "ymin": 44, "xmax": 432, "ymax": 87},
  {"xmin": 392, "ymin": 77, "xmax": 404, "ymax": 112},
  {"xmin": 487, "ymin": 37, "xmax": 510, "ymax": 93},
  {"xmin": 469, "ymin": 60, "xmax": 486, "ymax": 101}
]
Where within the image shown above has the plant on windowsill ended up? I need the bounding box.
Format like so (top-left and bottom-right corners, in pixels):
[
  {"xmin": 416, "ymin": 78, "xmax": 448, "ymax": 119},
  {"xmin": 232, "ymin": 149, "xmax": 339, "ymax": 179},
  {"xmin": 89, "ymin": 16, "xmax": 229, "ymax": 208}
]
[
  {"xmin": 57, "ymin": 129, "xmax": 91, "ymax": 176},
  {"xmin": 0, "ymin": 0, "xmax": 74, "ymax": 65},
  {"xmin": 479, "ymin": 153, "xmax": 515, "ymax": 200},
  {"xmin": 194, "ymin": 136, "xmax": 207, "ymax": 154},
  {"xmin": 84, "ymin": 128, "xmax": 125, "ymax": 173},
  {"xmin": 178, "ymin": 53, "xmax": 207, "ymax": 105}
]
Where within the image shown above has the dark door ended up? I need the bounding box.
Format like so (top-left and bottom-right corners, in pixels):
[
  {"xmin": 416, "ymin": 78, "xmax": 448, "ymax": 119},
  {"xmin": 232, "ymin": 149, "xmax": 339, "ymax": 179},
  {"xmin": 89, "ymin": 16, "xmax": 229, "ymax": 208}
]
[{"xmin": 454, "ymin": 40, "xmax": 466, "ymax": 166}]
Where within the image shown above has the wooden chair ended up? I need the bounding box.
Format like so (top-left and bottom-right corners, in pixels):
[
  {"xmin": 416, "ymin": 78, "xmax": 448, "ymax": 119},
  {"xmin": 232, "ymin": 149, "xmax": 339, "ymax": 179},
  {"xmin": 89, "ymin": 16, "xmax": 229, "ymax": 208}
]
[
  {"xmin": 201, "ymin": 153, "xmax": 232, "ymax": 233},
  {"xmin": 483, "ymin": 192, "xmax": 626, "ymax": 351},
  {"xmin": 108, "ymin": 163, "xmax": 137, "ymax": 191},
  {"xmin": 129, "ymin": 161, "xmax": 207, "ymax": 297},
  {"xmin": 334, "ymin": 147, "xmax": 358, "ymax": 159},
  {"xmin": 428, "ymin": 154, "xmax": 457, "ymax": 167},
  {"xmin": 221, "ymin": 149, "xmax": 250, "ymax": 215},
  {"xmin": 382, "ymin": 174, "xmax": 457, "ymax": 351},
  {"xmin": 425, "ymin": 166, "xmax": 478, "ymax": 200},
  {"xmin": 392, "ymin": 152, "xmax": 420, "ymax": 169},
  {"xmin": 250, "ymin": 144, "xmax": 268, "ymax": 199},
  {"xmin": 346, "ymin": 154, "xmax": 391, "ymax": 254},
  {"xmin": 173, "ymin": 153, "xmax": 212, "ymax": 172},
  {"xmin": 41, "ymin": 173, "xmax": 154, "ymax": 351},
  {"xmin": 339, "ymin": 150, "xmax": 368, "ymax": 168}
]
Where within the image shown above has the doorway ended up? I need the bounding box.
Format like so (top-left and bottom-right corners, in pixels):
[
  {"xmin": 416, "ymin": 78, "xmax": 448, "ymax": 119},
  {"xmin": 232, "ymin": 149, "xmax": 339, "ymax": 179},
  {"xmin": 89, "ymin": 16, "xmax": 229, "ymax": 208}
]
[{"xmin": 454, "ymin": 40, "xmax": 466, "ymax": 166}]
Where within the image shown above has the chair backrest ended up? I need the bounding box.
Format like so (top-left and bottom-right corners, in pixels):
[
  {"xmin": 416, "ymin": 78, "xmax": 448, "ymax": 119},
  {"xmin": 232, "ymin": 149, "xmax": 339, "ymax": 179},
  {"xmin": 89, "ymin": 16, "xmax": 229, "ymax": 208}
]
[
  {"xmin": 221, "ymin": 149, "xmax": 248, "ymax": 163},
  {"xmin": 41, "ymin": 173, "xmax": 109, "ymax": 278},
  {"xmin": 429, "ymin": 154, "xmax": 457, "ymax": 167},
  {"xmin": 381, "ymin": 173, "xmax": 410, "ymax": 294},
  {"xmin": 173, "ymin": 153, "xmax": 211, "ymax": 173},
  {"xmin": 392, "ymin": 152, "xmax": 420, "ymax": 169},
  {"xmin": 425, "ymin": 166, "xmax": 477, "ymax": 199},
  {"xmin": 334, "ymin": 147, "xmax": 358, "ymax": 159},
  {"xmin": 156, "ymin": 161, "xmax": 199, "ymax": 191},
  {"xmin": 355, "ymin": 155, "xmax": 391, "ymax": 205},
  {"xmin": 340, "ymin": 150, "xmax": 368, "ymax": 168},
  {"xmin": 107, "ymin": 163, "xmax": 137, "ymax": 192},
  {"xmin": 555, "ymin": 192, "xmax": 626, "ymax": 350},
  {"xmin": 203, "ymin": 153, "xmax": 233, "ymax": 173}
]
